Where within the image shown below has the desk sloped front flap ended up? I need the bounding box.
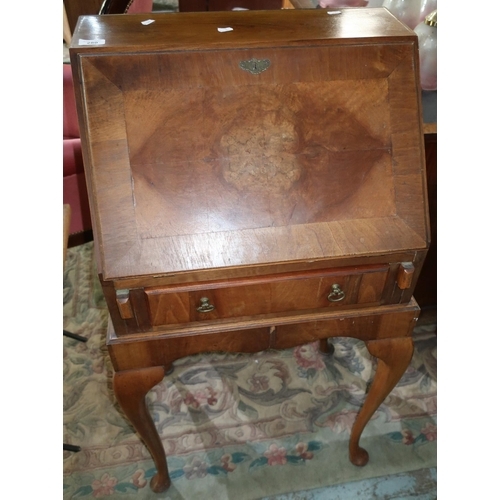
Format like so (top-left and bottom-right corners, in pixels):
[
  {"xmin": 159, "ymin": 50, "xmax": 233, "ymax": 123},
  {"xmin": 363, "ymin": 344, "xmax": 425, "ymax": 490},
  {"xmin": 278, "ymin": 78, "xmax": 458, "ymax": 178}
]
[{"xmin": 71, "ymin": 8, "xmax": 429, "ymax": 280}]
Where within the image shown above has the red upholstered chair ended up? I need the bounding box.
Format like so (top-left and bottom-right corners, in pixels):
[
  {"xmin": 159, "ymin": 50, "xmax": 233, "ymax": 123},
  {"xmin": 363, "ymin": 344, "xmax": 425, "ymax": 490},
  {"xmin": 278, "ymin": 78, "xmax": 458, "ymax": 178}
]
[
  {"xmin": 127, "ymin": 0, "xmax": 154, "ymax": 13},
  {"xmin": 63, "ymin": 0, "xmax": 153, "ymax": 245},
  {"xmin": 63, "ymin": 63, "xmax": 92, "ymax": 242}
]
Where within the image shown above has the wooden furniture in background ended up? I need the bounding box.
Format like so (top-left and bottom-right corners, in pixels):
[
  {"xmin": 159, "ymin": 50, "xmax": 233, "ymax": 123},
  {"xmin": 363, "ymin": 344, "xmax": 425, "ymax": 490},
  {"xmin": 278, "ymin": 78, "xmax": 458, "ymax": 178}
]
[
  {"xmin": 413, "ymin": 89, "xmax": 436, "ymax": 310},
  {"xmin": 64, "ymin": 0, "xmax": 153, "ymax": 37},
  {"xmin": 70, "ymin": 8, "xmax": 430, "ymax": 493},
  {"xmin": 178, "ymin": 0, "xmax": 288, "ymax": 11},
  {"xmin": 414, "ymin": 131, "xmax": 436, "ymax": 308},
  {"xmin": 63, "ymin": 3, "xmax": 73, "ymax": 45},
  {"xmin": 290, "ymin": 0, "xmax": 316, "ymax": 7}
]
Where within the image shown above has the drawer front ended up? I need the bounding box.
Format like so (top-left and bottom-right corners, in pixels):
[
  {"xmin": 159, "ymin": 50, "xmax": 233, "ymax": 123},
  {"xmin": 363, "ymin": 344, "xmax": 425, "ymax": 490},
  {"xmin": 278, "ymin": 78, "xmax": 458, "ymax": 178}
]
[
  {"xmin": 108, "ymin": 325, "xmax": 273, "ymax": 371},
  {"xmin": 273, "ymin": 302, "xmax": 419, "ymax": 349},
  {"xmin": 145, "ymin": 265, "xmax": 389, "ymax": 327}
]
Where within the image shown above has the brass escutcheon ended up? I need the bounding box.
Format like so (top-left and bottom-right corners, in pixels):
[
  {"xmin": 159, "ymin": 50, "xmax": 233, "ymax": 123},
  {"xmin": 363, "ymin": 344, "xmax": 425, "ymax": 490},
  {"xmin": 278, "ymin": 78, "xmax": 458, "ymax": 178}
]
[
  {"xmin": 196, "ymin": 297, "xmax": 215, "ymax": 313},
  {"xmin": 327, "ymin": 284, "xmax": 346, "ymax": 302},
  {"xmin": 239, "ymin": 58, "xmax": 271, "ymax": 75}
]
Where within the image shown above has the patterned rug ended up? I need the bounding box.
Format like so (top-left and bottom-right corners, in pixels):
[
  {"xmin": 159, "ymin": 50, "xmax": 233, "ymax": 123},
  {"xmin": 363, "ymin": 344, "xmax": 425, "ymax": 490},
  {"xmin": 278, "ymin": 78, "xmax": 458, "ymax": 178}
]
[{"xmin": 63, "ymin": 242, "xmax": 437, "ymax": 499}]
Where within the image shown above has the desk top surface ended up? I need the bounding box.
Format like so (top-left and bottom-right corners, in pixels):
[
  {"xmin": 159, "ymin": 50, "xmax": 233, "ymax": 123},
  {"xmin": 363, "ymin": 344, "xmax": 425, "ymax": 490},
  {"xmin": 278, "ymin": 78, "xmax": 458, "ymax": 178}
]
[{"xmin": 71, "ymin": 8, "xmax": 415, "ymax": 54}]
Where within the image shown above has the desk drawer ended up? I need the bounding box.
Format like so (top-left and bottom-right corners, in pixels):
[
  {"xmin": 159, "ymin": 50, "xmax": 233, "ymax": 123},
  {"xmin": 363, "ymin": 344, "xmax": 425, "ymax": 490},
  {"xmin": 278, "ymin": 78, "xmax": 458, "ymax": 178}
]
[{"xmin": 145, "ymin": 265, "xmax": 389, "ymax": 327}]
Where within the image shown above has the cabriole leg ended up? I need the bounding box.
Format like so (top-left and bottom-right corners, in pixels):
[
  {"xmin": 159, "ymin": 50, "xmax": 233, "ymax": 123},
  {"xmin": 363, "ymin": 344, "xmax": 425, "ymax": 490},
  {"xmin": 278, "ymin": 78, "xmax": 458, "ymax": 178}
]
[
  {"xmin": 349, "ymin": 337, "xmax": 414, "ymax": 466},
  {"xmin": 113, "ymin": 366, "xmax": 170, "ymax": 493}
]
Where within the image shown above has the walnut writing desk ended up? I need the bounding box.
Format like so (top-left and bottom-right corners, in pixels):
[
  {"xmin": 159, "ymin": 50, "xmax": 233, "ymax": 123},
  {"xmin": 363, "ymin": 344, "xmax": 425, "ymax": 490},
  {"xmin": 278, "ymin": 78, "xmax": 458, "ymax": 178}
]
[{"xmin": 70, "ymin": 8, "xmax": 429, "ymax": 493}]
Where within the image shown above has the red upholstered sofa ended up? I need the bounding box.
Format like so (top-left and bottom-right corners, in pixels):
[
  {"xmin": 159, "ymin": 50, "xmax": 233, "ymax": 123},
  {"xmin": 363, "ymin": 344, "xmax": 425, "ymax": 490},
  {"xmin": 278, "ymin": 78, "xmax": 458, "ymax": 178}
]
[{"xmin": 63, "ymin": 0, "xmax": 153, "ymax": 244}]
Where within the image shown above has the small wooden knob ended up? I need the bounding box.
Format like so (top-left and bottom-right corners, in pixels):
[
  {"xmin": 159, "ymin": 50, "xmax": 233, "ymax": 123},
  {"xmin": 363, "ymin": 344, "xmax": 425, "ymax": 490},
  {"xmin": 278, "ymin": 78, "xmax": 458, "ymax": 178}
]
[
  {"xmin": 116, "ymin": 289, "xmax": 133, "ymax": 319},
  {"xmin": 397, "ymin": 262, "xmax": 415, "ymax": 290}
]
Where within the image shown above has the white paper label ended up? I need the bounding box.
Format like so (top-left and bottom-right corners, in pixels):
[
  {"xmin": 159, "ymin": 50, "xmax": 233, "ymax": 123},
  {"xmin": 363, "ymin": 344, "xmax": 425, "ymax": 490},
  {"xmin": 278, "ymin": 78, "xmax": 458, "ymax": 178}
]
[
  {"xmin": 217, "ymin": 27, "xmax": 234, "ymax": 33},
  {"xmin": 327, "ymin": 11, "xmax": 341, "ymax": 15},
  {"xmin": 141, "ymin": 19, "xmax": 155, "ymax": 25},
  {"xmin": 78, "ymin": 38, "xmax": 105, "ymax": 46}
]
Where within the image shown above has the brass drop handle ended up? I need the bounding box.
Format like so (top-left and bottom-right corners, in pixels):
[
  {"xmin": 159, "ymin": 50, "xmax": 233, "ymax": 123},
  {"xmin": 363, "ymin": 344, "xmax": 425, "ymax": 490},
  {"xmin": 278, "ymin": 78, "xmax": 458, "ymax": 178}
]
[
  {"xmin": 196, "ymin": 297, "xmax": 215, "ymax": 313},
  {"xmin": 327, "ymin": 284, "xmax": 345, "ymax": 302}
]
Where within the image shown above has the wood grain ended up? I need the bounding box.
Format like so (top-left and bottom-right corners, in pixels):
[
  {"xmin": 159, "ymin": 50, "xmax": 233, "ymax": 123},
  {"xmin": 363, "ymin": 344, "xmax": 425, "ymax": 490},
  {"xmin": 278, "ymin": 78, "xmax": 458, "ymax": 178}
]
[
  {"xmin": 71, "ymin": 9, "xmax": 430, "ymax": 491},
  {"xmin": 107, "ymin": 299, "xmax": 419, "ymax": 371},
  {"xmin": 114, "ymin": 367, "xmax": 170, "ymax": 492},
  {"xmin": 70, "ymin": 9, "xmax": 415, "ymax": 54},
  {"xmin": 349, "ymin": 336, "xmax": 414, "ymax": 466},
  {"xmin": 145, "ymin": 265, "xmax": 389, "ymax": 327},
  {"xmin": 74, "ymin": 35, "xmax": 428, "ymax": 280}
]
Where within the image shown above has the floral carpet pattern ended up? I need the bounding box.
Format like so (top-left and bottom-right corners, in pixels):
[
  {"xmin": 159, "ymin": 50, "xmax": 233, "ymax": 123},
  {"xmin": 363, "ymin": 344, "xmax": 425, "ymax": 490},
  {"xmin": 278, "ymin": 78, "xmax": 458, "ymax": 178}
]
[{"xmin": 63, "ymin": 242, "xmax": 437, "ymax": 499}]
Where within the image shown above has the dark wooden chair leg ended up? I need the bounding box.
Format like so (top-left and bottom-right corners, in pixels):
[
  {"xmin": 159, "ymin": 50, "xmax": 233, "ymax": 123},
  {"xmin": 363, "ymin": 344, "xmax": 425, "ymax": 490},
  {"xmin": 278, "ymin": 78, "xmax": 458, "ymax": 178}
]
[
  {"xmin": 63, "ymin": 327, "xmax": 87, "ymax": 452},
  {"xmin": 63, "ymin": 329, "xmax": 88, "ymax": 342},
  {"xmin": 63, "ymin": 443, "xmax": 81, "ymax": 452},
  {"xmin": 349, "ymin": 337, "xmax": 414, "ymax": 466},
  {"xmin": 319, "ymin": 338, "xmax": 334, "ymax": 355},
  {"xmin": 113, "ymin": 366, "xmax": 170, "ymax": 493}
]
